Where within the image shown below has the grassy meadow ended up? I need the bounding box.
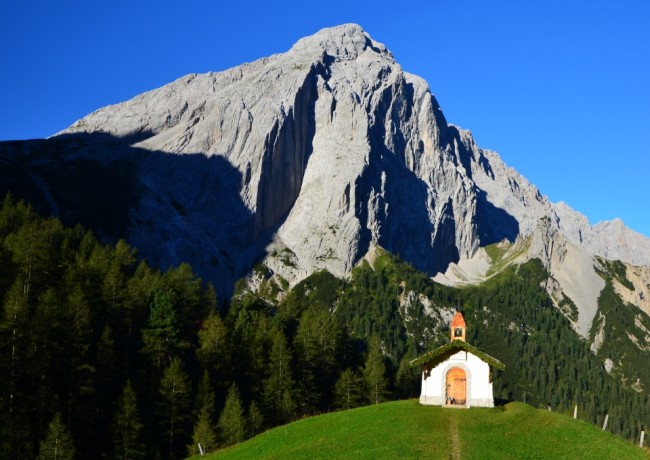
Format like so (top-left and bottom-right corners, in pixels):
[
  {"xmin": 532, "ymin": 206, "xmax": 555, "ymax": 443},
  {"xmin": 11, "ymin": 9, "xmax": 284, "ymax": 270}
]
[{"xmin": 195, "ymin": 400, "xmax": 649, "ymax": 459}]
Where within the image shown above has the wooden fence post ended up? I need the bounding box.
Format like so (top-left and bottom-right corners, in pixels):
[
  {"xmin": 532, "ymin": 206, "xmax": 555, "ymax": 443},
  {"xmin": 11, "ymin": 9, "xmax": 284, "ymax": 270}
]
[
  {"xmin": 602, "ymin": 414, "xmax": 609, "ymax": 431},
  {"xmin": 573, "ymin": 405, "xmax": 577, "ymax": 419},
  {"xmin": 198, "ymin": 443, "xmax": 204, "ymax": 456},
  {"xmin": 640, "ymin": 431, "xmax": 645, "ymax": 448}
]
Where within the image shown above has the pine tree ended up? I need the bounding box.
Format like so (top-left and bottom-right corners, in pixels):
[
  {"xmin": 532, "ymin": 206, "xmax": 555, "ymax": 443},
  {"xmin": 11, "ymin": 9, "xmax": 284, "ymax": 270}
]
[
  {"xmin": 196, "ymin": 311, "xmax": 231, "ymax": 383},
  {"xmin": 218, "ymin": 384, "xmax": 246, "ymax": 446},
  {"xmin": 395, "ymin": 356, "xmax": 419, "ymax": 399},
  {"xmin": 193, "ymin": 371, "xmax": 216, "ymax": 418},
  {"xmin": 142, "ymin": 290, "xmax": 188, "ymax": 371},
  {"xmin": 248, "ymin": 401, "xmax": 264, "ymax": 437},
  {"xmin": 158, "ymin": 357, "xmax": 191, "ymax": 458},
  {"xmin": 95, "ymin": 325, "xmax": 117, "ymax": 394},
  {"xmin": 188, "ymin": 407, "xmax": 217, "ymax": 456},
  {"xmin": 37, "ymin": 413, "xmax": 76, "ymax": 460},
  {"xmin": 2, "ymin": 279, "xmax": 30, "ymax": 456},
  {"xmin": 363, "ymin": 335, "xmax": 388, "ymax": 405},
  {"xmin": 334, "ymin": 368, "xmax": 362, "ymax": 410},
  {"xmin": 262, "ymin": 330, "xmax": 295, "ymax": 425},
  {"xmin": 187, "ymin": 370, "xmax": 218, "ymax": 456},
  {"xmin": 102, "ymin": 239, "xmax": 135, "ymax": 312},
  {"xmin": 293, "ymin": 306, "xmax": 339, "ymax": 412},
  {"xmin": 64, "ymin": 286, "xmax": 95, "ymax": 450},
  {"xmin": 111, "ymin": 381, "xmax": 145, "ymax": 460}
]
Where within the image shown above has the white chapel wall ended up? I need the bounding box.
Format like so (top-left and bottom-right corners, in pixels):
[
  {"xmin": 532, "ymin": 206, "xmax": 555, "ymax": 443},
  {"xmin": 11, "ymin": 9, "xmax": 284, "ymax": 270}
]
[{"xmin": 419, "ymin": 350, "xmax": 494, "ymax": 407}]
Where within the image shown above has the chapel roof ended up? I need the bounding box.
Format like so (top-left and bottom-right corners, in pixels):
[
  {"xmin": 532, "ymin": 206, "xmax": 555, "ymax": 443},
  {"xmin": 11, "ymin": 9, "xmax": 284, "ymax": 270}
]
[
  {"xmin": 408, "ymin": 339, "xmax": 505, "ymax": 370},
  {"xmin": 451, "ymin": 311, "xmax": 466, "ymax": 328}
]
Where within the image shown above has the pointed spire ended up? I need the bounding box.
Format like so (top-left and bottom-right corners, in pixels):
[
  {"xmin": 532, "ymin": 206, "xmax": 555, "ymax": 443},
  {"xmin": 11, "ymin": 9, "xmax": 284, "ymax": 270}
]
[{"xmin": 450, "ymin": 311, "xmax": 466, "ymax": 342}]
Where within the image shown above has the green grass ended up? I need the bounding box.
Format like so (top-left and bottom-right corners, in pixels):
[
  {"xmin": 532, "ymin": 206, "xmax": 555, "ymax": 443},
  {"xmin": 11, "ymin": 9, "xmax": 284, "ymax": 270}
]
[
  {"xmin": 456, "ymin": 402, "xmax": 647, "ymax": 459},
  {"xmin": 194, "ymin": 400, "xmax": 649, "ymax": 459},
  {"xmin": 483, "ymin": 239, "xmax": 529, "ymax": 277}
]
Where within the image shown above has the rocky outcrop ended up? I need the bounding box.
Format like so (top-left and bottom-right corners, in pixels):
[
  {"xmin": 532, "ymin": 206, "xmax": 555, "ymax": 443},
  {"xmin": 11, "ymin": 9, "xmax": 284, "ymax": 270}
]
[{"xmin": 553, "ymin": 202, "xmax": 650, "ymax": 268}]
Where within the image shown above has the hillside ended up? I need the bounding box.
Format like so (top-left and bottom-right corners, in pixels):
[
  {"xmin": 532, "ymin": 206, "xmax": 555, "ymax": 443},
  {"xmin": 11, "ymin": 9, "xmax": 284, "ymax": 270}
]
[{"xmin": 198, "ymin": 400, "xmax": 649, "ymax": 459}]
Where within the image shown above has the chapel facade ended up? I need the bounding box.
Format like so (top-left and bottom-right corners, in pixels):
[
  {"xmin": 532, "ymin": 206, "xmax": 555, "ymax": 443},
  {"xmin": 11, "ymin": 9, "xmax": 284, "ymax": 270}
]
[{"xmin": 410, "ymin": 311, "xmax": 504, "ymax": 408}]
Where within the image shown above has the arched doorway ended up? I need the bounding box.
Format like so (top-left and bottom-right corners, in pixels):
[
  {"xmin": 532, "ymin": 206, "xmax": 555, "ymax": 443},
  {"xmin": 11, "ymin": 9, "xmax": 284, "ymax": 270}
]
[{"xmin": 446, "ymin": 368, "xmax": 466, "ymax": 405}]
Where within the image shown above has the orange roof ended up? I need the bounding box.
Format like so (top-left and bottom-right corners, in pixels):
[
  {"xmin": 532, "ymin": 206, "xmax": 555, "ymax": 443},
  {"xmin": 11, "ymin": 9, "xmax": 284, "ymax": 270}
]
[{"xmin": 451, "ymin": 311, "xmax": 466, "ymax": 328}]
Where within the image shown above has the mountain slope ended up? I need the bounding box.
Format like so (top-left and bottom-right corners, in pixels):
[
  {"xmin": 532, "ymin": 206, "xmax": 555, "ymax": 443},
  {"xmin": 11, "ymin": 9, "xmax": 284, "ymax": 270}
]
[
  {"xmin": 198, "ymin": 400, "xmax": 649, "ymax": 459},
  {"xmin": 1, "ymin": 23, "xmax": 649, "ymax": 345}
]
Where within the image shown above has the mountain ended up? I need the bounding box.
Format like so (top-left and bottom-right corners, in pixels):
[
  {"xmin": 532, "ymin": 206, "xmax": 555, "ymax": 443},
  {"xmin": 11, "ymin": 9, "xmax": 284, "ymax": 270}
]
[{"xmin": 1, "ymin": 24, "xmax": 650, "ymax": 357}]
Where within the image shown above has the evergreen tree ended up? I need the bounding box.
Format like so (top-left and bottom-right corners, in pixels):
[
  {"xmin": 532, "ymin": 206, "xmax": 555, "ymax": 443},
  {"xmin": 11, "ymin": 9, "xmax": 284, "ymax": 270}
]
[
  {"xmin": 64, "ymin": 286, "xmax": 95, "ymax": 449},
  {"xmin": 37, "ymin": 413, "xmax": 75, "ymax": 460},
  {"xmin": 101, "ymin": 239, "xmax": 135, "ymax": 313},
  {"xmin": 94, "ymin": 325, "xmax": 117, "ymax": 454},
  {"xmin": 196, "ymin": 311, "xmax": 231, "ymax": 383},
  {"xmin": 293, "ymin": 306, "xmax": 339, "ymax": 412},
  {"xmin": 193, "ymin": 371, "xmax": 216, "ymax": 419},
  {"xmin": 363, "ymin": 335, "xmax": 388, "ymax": 405},
  {"xmin": 158, "ymin": 357, "xmax": 191, "ymax": 459},
  {"xmin": 262, "ymin": 330, "xmax": 295, "ymax": 425},
  {"xmin": 334, "ymin": 368, "xmax": 362, "ymax": 410},
  {"xmin": 188, "ymin": 407, "xmax": 217, "ymax": 456},
  {"xmin": 111, "ymin": 381, "xmax": 145, "ymax": 460},
  {"xmin": 161, "ymin": 263, "xmax": 208, "ymax": 331},
  {"xmin": 247, "ymin": 401, "xmax": 264, "ymax": 437},
  {"xmin": 1, "ymin": 279, "xmax": 30, "ymax": 456},
  {"xmin": 395, "ymin": 355, "xmax": 419, "ymax": 399},
  {"xmin": 218, "ymin": 384, "xmax": 246, "ymax": 446},
  {"xmin": 32, "ymin": 288, "xmax": 63, "ymax": 435},
  {"xmin": 142, "ymin": 290, "xmax": 188, "ymax": 370},
  {"xmin": 95, "ymin": 325, "xmax": 117, "ymax": 395},
  {"xmin": 187, "ymin": 370, "xmax": 218, "ymax": 456}
]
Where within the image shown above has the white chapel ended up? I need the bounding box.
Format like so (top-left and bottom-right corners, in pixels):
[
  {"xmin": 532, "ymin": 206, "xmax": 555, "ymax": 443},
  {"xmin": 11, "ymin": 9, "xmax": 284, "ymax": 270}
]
[{"xmin": 410, "ymin": 311, "xmax": 504, "ymax": 408}]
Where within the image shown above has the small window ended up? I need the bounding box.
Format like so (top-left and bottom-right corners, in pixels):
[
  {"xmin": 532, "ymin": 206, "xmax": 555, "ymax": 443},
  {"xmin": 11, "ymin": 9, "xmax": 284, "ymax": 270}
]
[{"xmin": 454, "ymin": 327, "xmax": 463, "ymax": 337}]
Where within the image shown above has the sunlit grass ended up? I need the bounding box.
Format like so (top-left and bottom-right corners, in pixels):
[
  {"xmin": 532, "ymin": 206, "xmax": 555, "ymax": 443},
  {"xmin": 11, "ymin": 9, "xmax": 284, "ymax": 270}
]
[{"xmin": 194, "ymin": 400, "xmax": 649, "ymax": 459}]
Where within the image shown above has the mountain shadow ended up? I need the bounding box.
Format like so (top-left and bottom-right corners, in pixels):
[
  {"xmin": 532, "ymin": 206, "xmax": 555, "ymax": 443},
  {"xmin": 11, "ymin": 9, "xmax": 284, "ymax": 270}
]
[
  {"xmin": 474, "ymin": 188, "xmax": 519, "ymax": 246},
  {"xmin": 357, "ymin": 82, "xmax": 459, "ymax": 275},
  {"xmin": 0, "ymin": 132, "xmax": 269, "ymax": 301}
]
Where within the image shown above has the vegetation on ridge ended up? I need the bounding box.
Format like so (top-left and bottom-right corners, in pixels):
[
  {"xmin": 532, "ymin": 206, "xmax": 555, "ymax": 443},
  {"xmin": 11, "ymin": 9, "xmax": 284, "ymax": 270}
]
[
  {"xmin": 199, "ymin": 400, "xmax": 649, "ymax": 460},
  {"xmin": 591, "ymin": 265, "xmax": 650, "ymax": 390}
]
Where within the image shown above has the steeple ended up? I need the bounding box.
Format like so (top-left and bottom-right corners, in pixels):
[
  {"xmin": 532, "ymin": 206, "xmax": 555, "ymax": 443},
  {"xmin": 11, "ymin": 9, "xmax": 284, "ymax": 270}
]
[{"xmin": 451, "ymin": 311, "xmax": 466, "ymax": 342}]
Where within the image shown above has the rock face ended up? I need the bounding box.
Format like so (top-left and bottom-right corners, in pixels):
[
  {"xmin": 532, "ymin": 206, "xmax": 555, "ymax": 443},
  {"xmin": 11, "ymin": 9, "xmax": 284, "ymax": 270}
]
[
  {"xmin": 54, "ymin": 24, "xmax": 521, "ymax": 287},
  {"xmin": 2, "ymin": 24, "xmax": 650, "ymax": 311}
]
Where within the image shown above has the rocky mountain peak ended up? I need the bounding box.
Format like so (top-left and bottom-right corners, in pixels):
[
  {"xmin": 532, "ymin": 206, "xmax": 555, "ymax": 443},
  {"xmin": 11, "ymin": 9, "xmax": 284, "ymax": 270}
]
[{"xmin": 290, "ymin": 23, "xmax": 390, "ymax": 62}]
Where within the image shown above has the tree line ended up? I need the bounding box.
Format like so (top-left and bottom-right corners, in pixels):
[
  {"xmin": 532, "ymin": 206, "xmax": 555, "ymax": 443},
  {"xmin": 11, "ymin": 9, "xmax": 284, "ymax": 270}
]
[{"xmin": 0, "ymin": 196, "xmax": 398, "ymax": 459}]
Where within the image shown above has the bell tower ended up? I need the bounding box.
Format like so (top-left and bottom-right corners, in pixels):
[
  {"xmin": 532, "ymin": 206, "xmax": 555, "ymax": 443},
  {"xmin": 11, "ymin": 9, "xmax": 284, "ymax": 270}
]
[{"xmin": 451, "ymin": 311, "xmax": 466, "ymax": 342}]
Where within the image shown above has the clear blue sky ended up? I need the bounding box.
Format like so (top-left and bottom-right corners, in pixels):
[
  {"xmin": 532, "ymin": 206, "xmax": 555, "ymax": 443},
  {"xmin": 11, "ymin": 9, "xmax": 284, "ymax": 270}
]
[{"xmin": 1, "ymin": 1, "xmax": 649, "ymax": 237}]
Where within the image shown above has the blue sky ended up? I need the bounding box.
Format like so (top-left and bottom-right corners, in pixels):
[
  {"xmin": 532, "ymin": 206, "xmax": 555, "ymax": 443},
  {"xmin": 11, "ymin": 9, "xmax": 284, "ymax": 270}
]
[{"xmin": 1, "ymin": 1, "xmax": 649, "ymax": 237}]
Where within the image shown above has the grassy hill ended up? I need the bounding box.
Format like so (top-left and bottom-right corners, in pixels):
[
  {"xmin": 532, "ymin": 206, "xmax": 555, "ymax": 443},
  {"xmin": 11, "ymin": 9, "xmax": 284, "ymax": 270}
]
[{"xmin": 195, "ymin": 400, "xmax": 649, "ymax": 459}]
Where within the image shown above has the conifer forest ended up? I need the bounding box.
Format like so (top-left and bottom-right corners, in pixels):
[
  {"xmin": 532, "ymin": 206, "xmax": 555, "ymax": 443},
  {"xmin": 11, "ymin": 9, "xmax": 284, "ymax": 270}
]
[{"xmin": 0, "ymin": 195, "xmax": 648, "ymax": 459}]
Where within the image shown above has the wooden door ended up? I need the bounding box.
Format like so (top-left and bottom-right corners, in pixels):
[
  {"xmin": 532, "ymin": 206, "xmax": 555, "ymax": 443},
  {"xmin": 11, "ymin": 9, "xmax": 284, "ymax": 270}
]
[{"xmin": 446, "ymin": 368, "xmax": 466, "ymax": 405}]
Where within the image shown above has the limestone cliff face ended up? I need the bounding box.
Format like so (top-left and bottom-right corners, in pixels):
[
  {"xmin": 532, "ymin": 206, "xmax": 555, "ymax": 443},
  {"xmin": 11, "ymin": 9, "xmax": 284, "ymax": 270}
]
[
  {"xmin": 3, "ymin": 24, "xmax": 649, "ymax": 304},
  {"xmin": 58, "ymin": 24, "xmax": 509, "ymax": 286}
]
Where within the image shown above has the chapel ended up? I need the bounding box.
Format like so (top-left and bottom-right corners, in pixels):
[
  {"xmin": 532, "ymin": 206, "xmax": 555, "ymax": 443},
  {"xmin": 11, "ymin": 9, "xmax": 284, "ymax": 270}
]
[{"xmin": 410, "ymin": 311, "xmax": 504, "ymax": 408}]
